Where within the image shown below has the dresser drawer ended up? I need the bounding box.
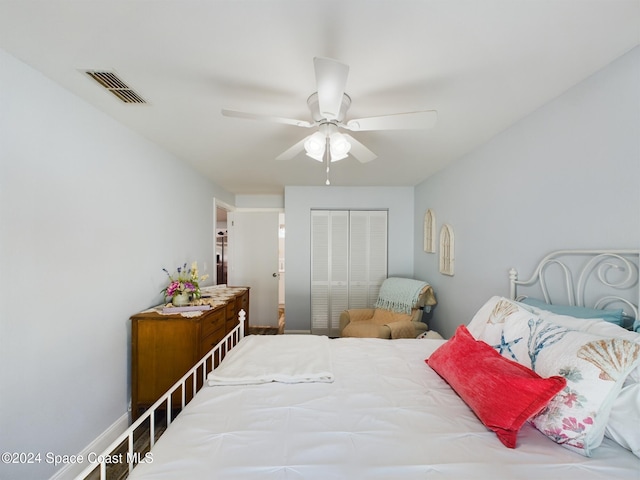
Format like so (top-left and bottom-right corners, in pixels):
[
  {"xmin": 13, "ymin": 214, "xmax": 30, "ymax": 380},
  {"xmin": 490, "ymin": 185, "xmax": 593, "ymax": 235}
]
[
  {"xmin": 200, "ymin": 327, "xmax": 225, "ymax": 357},
  {"xmin": 225, "ymin": 301, "xmax": 235, "ymax": 321},
  {"xmin": 236, "ymin": 291, "xmax": 249, "ymax": 312},
  {"xmin": 201, "ymin": 307, "xmax": 225, "ymax": 338},
  {"xmin": 225, "ymin": 317, "xmax": 238, "ymax": 333}
]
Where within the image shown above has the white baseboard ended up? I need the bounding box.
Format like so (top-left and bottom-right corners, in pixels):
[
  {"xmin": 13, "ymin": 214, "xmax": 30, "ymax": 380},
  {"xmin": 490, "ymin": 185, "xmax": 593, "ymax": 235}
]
[{"xmin": 49, "ymin": 412, "xmax": 129, "ymax": 480}]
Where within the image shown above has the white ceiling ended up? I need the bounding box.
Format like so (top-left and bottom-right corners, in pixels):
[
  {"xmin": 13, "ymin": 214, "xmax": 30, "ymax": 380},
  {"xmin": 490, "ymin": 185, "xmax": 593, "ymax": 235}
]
[{"xmin": 1, "ymin": 0, "xmax": 638, "ymax": 195}]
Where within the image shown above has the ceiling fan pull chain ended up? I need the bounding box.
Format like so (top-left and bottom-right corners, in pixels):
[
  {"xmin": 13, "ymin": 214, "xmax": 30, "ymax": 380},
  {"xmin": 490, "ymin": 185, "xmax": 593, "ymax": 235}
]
[{"xmin": 325, "ymin": 138, "xmax": 331, "ymax": 185}]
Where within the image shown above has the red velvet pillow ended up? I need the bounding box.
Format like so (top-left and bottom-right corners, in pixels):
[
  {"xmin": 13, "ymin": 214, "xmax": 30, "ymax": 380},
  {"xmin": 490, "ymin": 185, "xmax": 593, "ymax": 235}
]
[{"xmin": 426, "ymin": 325, "xmax": 566, "ymax": 448}]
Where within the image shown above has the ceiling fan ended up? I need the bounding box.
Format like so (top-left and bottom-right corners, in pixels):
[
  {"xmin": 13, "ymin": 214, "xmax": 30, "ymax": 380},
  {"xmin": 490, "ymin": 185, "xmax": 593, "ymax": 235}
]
[{"xmin": 222, "ymin": 57, "xmax": 437, "ymax": 179}]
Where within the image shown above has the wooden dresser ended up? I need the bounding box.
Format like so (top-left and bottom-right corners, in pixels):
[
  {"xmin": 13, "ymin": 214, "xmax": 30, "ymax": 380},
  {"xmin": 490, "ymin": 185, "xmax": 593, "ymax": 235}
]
[{"xmin": 131, "ymin": 287, "xmax": 249, "ymax": 419}]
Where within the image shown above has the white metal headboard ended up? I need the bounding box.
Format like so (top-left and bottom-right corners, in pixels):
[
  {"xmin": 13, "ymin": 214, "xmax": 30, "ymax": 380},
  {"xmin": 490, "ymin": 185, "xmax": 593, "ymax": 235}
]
[{"xmin": 509, "ymin": 249, "xmax": 640, "ymax": 321}]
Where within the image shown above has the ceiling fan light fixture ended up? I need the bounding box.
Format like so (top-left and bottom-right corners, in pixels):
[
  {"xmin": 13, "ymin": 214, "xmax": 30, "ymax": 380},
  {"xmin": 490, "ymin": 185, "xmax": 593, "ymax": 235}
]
[
  {"xmin": 304, "ymin": 132, "xmax": 325, "ymax": 162},
  {"xmin": 329, "ymin": 132, "xmax": 350, "ymax": 161}
]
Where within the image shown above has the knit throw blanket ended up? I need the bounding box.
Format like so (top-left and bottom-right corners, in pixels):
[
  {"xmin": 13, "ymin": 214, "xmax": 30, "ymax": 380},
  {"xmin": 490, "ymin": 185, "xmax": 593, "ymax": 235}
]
[{"xmin": 374, "ymin": 277, "xmax": 429, "ymax": 314}]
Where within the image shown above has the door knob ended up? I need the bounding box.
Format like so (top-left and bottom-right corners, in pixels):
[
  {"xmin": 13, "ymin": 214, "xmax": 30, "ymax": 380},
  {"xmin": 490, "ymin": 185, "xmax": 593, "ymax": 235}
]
[{"xmin": 272, "ymin": 272, "xmax": 279, "ymax": 278}]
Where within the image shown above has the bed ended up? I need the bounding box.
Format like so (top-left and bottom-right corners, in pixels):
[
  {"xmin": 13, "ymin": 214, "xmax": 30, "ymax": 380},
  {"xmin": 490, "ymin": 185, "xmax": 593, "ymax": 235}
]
[{"xmin": 77, "ymin": 249, "xmax": 640, "ymax": 480}]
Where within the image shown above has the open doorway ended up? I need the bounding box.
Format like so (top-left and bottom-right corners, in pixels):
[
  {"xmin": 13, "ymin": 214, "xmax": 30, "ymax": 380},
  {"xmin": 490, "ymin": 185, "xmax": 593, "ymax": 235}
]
[
  {"xmin": 278, "ymin": 212, "xmax": 285, "ymax": 333},
  {"xmin": 215, "ymin": 206, "xmax": 228, "ymax": 284}
]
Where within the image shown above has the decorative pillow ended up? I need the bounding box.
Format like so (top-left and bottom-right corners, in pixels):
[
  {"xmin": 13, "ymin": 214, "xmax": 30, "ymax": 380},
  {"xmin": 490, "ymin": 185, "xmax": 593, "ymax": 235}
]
[
  {"xmin": 514, "ymin": 307, "xmax": 640, "ymax": 455},
  {"xmin": 466, "ymin": 296, "xmax": 535, "ymax": 347},
  {"xmin": 514, "ymin": 305, "xmax": 640, "ymax": 384},
  {"xmin": 497, "ymin": 315, "xmax": 640, "ymax": 456},
  {"xmin": 605, "ymin": 383, "xmax": 640, "ymax": 457},
  {"xmin": 417, "ymin": 330, "xmax": 444, "ymax": 340},
  {"xmin": 426, "ymin": 325, "xmax": 566, "ymax": 449},
  {"xmin": 519, "ymin": 297, "xmax": 625, "ymax": 326}
]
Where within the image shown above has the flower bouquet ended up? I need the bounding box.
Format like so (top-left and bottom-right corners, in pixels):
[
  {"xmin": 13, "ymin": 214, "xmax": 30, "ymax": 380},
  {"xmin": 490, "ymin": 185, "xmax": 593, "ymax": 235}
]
[{"xmin": 162, "ymin": 261, "xmax": 209, "ymax": 305}]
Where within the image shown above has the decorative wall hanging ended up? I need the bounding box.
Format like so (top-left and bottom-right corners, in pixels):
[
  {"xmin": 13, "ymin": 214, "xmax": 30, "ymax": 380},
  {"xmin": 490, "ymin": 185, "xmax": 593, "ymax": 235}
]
[
  {"xmin": 439, "ymin": 224, "xmax": 455, "ymax": 276},
  {"xmin": 423, "ymin": 209, "xmax": 435, "ymax": 253}
]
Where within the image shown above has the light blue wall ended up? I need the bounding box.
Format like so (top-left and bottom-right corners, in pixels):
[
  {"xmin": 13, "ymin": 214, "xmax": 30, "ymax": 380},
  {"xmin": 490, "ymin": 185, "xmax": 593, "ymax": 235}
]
[
  {"xmin": 284, "ymin": 186, "xmax": 415, "ymax": 332},
  {"xmin": 414, "ymin": 46, "xmax": 640, "ymax": 339},
  {"xmin": 0, "ymin": 49, "xmax": 234, "ymax": 479}
]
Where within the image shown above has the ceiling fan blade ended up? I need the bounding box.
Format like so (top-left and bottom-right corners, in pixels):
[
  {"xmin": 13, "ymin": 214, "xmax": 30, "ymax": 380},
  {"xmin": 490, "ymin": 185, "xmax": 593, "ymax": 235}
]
[
  {"xmin": 314, "ymin": 57, "xmax": 349, "ymax": 120},
  {"xmin": 275, "ymin": 136, "xmax": 311, "ymax": 161},
  {"xmin": 345, "ymin": 110, "xmax": 438, "ymax": 131},
  {"xmin": 342, "ymin": 134, "xmax": 377, "ymax": 163},
  {"xmin": 222, "ymin": 109, "xmax": 313, "ymax": 128}
]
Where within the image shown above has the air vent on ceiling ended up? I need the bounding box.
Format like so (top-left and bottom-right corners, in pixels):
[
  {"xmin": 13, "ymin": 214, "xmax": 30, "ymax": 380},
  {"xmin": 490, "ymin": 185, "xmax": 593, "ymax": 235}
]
[{"xmin": 84, "ymin": 70, "xmax": 147, "ymax": 104}]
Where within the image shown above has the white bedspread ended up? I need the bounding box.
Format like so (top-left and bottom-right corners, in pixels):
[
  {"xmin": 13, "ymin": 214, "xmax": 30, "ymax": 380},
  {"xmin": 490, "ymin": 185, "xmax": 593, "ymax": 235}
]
[
  {"xmin": 130, "ymin": 337, "xmax": 640, "ymax": 480},
  {"xmin": 207, "ymin": 334, "xmax": 334, "ymax": 385}
]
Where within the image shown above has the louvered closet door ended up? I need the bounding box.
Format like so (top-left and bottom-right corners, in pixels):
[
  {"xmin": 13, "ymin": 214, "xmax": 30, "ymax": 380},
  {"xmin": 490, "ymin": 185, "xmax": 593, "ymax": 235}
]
[
  {"xmin": 349, "ymin": 210, "xmax": 388, "ymax": 309},
  {"xmin": 311, "ymin": 210, "xmax": 387, "ymax": 336},
  {"xmin": 311, "ymin": 211, "xmax": 349, "ymax": 336},
  {"xmin": 311, "ymin": 211, "xmax": 329, "ymax": 334}
]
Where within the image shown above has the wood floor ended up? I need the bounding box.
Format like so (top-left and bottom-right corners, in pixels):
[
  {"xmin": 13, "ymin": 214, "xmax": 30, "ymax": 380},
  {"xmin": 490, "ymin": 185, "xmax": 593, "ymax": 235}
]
[{"xmin": 85, "ymin": 415, "xmax": 168, "ymax": 480}]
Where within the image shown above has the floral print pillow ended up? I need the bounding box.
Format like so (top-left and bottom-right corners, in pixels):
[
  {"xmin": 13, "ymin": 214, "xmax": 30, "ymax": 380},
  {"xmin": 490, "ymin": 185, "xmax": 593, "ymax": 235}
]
[{"xmin": 500, "ymin": 315, "xmax": 640, "ymax": 456}]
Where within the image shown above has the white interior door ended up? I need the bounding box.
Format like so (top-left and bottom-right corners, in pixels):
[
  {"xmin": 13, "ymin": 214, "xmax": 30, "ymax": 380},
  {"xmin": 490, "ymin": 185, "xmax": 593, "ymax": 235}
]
[{"xmin": 227, "ymin": 211, "xmax": 280, "ymax": 327}]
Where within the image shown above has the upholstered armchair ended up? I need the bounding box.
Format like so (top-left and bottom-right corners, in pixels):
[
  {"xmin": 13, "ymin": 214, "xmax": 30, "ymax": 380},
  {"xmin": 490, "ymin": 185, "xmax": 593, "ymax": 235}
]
[{"xmin": 339, "ymin": 278, "xmax": 437, "ymax": 339}]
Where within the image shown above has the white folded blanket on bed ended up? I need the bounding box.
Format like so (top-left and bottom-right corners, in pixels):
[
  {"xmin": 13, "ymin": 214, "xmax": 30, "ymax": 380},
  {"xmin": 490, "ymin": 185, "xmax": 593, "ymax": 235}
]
[{"xmin": 207, "ymin": 334, "xmax": 334, "ymax": 386}]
